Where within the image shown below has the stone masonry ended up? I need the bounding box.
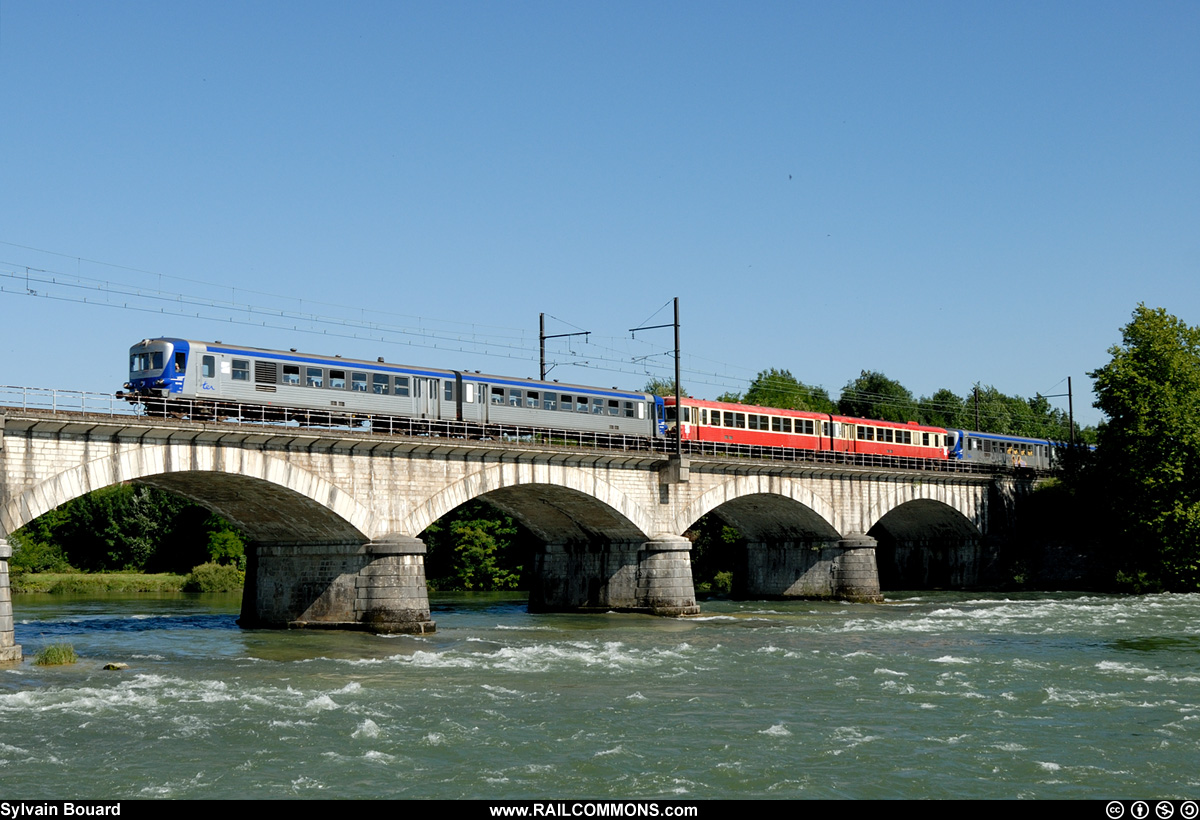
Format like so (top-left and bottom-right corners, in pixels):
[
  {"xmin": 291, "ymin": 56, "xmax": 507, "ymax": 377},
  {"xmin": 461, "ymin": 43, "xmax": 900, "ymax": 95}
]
[{"xmin": 0, "ymin": 409, "xmax": 1005, "ymax": 642}]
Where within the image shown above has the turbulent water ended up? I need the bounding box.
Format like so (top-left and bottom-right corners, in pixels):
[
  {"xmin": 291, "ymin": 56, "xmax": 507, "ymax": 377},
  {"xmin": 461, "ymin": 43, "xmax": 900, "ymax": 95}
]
[{"xmin": 3, "ymin": 590, "xmax": 1199, "ymax": 800}]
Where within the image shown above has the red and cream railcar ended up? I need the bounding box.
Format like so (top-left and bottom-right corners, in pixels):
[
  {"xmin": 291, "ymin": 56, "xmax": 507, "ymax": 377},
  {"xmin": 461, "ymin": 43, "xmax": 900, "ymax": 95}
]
[{"xmin": 663, "ymin": 397, "xmax": 949, "ymax": 460}]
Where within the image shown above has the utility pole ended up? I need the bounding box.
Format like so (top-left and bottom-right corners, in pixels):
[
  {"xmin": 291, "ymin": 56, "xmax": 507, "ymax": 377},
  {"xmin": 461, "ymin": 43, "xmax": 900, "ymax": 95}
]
[
  {"xmin": 629, "ymin": 297, "xmax": 683, "ymax": 459},
  {"xmin": 538, "ymin": 313, "xmax": 589, "ymax": 381},
  {"xmin": 1068, "ymin": 376, "xmax": 1074, "ymax": 447}
]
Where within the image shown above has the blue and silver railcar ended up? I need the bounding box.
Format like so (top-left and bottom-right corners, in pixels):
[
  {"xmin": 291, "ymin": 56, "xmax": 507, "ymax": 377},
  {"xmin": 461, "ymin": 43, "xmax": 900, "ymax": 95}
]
[
  {"xmin": 123, "ymin": 337, "xmax": 663, "ymax": 438},
  {"xmin": 946, "ymin": 429, "xmax": 1057, "ymax": 470}
]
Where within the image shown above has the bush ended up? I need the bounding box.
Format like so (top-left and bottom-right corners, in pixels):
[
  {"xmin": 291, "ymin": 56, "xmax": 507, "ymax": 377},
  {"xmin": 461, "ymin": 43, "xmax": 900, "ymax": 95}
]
[
  {"xmin": 34, "ymin": 643, "xmax": 78, "ymax": 666},
  {"xmin": 183, "ymin": 562, "xmax": 245, "ymax": 593}
]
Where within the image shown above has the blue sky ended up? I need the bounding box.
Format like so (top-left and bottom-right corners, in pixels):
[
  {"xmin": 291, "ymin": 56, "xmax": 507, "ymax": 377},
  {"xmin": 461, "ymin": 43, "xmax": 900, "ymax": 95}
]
[{"xmin": 2, "ymin": 1, "xmax": 1197, "ymax": 427}]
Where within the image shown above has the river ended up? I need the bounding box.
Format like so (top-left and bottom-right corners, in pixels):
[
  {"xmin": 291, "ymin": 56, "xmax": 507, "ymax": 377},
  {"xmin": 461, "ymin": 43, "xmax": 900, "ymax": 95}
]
[{"xmin": 2, "ymin": 590, "xmax": 1198, "ymax": 799}]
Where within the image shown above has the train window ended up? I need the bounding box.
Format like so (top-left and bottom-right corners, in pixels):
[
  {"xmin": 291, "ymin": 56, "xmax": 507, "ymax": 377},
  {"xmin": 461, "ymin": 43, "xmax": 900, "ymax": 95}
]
[
  {"xmin": 509, "ymin": 389, "xmax": 522, "ymax": 407},
  {"xmin": 445, "ymin": 382, "xmax": 455, "ymax": 402},
  {"xmin": 464, "ymin": 383, "xmax": 476, "ymax": 403},
  {"xmin": 175, "ymin": 352, "xmax": 187, "ymax": 373},
  {"xmin": 747, "ymin": 415, "xmax": 759, "ymax": 431},
  {"xmin": 577, "ymin": 397, "xmax": 589, "ymax": 413},
  {"xmin": 329, "ymin": 370, "xmax": 346, "ymax": 389},
  {"xmin": 624, "ymin": 401, "xmax": 635, "ymax": 418},
  {"xmin": 922, "ymin": 433, "xmax": 929, "ymax": 446},
  {"xmin": 983, "ymin": 439, "xmax": 992, "ymax": 453},
  {"xmin": 558, "ymin": 394, "xmax": 573, "ymax": 411},
  {"xmin": 770, "ymin": 417, "xmax": 781, "ymax": 432},
  {"xmin": 351, "ymin": 372, "xmax": 368, "ymax": 392},
  {"xmin": 637, "ymin": 402, "xmax": 646, "ymax": 420},
  {"xmin": 200, "ymin": 356, "xmax": 214, "ymax": 378},
  {"xmin": 543, "ymin": 392, "xmax": 557, "ymax": 411},
  {"xmin": 802, "ymin": 420, "xmax": 815, "ymax": 435},
  {"xmin": 282, "ymin": 365, "xmax": 301, "ymax": 385},
  {"xmin": 373, "ymin": 374, "xmax": 389, "ymax": 394},
  {"xmin": 394, "ymin": 376, "xmax": 410, "ymax": 396},
  {"xmin": 131, "ymin": 352, "xmax": 163, "ymax": 372},
  {"xmin": 608, "ymin": 400, "xmax": 619, "ymax": 416},
  {"xmin": 306, "ymin": 367, "xmax": 323, "ymax": 388},
  {"xmin": 734, "ymin": 413, "xmax": 746, "ymax": 429},
  {"xmin": 232, "ymin": 360, "xmax": 250, "ymax": 381},
  {"xmin": 883, "ymin": 428, "xmax": 894, "ymax": 443},
  {"xmin": 592, "ymin": 398, "xmax": 604, "ymax": 415},
  {"xmin": 491, "ymin": 387, "xmax": 504, "ymax": 405},
  {"xmin": 527, "ymin": 391, "xmax": 540, "ymax": 408},
  {"xmin": 903, "ymin": 431, "xmax": 912, "ymax": 444},
  {"xmin": 723, "ymin": 411, "xmax": 734, "ymax": 427}
]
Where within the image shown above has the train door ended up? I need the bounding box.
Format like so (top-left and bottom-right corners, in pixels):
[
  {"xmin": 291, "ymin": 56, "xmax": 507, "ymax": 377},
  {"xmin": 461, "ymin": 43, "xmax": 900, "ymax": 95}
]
[
  {"xmin": 199, "ymin": 353, "xmax": 220, "ymax": 397},
  {"xmin": 414, "ymin": 377, "xmax": 440, "ymax": 418}
]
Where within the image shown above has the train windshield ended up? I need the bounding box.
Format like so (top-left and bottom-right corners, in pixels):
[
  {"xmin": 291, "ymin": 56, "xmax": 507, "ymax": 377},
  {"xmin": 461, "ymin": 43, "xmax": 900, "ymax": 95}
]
[{"xmin": 130, "ymin": 351, "xmax": 165, "ymax": 373}]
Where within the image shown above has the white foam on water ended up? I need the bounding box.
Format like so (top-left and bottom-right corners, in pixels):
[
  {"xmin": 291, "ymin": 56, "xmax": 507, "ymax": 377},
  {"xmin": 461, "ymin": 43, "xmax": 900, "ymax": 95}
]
[
  {"xmin": 931, "ymin": 655, "xmax": 976, "ymax": 664},
  {"xmin": 760, "ymin": 723, "xmax": 791, "ymax": 737},
  {"xmin": 304, "ymin": 694, "xmax": 339, "ymax": 711},
  {"xmin": 353, "ymin": 719, "xmax": 381, "ymax": 738}
]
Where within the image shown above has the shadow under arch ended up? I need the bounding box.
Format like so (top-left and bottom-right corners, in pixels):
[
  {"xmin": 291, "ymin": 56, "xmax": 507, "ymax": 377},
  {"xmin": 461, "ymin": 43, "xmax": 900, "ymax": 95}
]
[
  {"xmin": 869, "ymin": 498, "xmax": 985, "ymax": 590},
  {"xmin": 679, "ymin": 491, "xmax": 849, "ymax": 601}
]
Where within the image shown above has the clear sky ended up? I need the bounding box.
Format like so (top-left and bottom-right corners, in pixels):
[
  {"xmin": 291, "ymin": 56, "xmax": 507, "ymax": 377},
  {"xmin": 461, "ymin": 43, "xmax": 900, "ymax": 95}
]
[{"xmin": 2, "ymin": 1, "xmax": 1197, "ymax": 427}]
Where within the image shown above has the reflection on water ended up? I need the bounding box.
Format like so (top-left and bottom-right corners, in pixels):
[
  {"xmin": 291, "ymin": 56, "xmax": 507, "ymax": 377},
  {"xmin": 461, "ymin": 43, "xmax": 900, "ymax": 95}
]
[{"xmin": 3, "ymin": 590, "xmax": 1199, "ymax": 799}]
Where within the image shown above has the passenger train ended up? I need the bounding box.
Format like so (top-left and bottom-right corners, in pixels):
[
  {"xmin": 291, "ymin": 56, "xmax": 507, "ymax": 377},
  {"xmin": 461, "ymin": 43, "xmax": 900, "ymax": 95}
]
[{"xmin": 120, "ymin": 337, "xmax": 1060, "ymax": 470}]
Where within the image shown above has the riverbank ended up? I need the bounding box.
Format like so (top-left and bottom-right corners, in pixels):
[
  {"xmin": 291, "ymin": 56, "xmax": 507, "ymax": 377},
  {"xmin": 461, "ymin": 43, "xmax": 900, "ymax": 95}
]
[{"xmin": 10, "ymin": 566, "xmax": 243, "ymax": 594}]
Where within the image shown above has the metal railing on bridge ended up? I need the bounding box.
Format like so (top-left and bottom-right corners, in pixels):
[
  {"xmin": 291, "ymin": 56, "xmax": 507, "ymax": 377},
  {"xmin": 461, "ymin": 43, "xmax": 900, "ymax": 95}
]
[{"xmin": 0, "ymin": 385, "xmax": 1018, "ymax": 477}]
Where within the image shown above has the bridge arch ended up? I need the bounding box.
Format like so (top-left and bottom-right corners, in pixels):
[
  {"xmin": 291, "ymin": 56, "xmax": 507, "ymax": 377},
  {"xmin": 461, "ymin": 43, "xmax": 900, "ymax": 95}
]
[
  {"xmin": 868, "ymin": 498, "xmax": 985, "ymax": 589},
  {"xmin": 1, "ymin": 444, "xmax": 373, "ymax": 543},
  {"xmin": 673, "ymin": 475, "xmax": 840, "ymax": 540},
  {"xmin": 402, "ymin": 462, "xmax": 657, "ymax": 544}
]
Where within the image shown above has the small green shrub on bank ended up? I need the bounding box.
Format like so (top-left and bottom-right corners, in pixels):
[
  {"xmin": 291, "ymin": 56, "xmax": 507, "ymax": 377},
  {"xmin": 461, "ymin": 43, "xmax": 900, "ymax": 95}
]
[
  {"xmin": 12, "ymin": 573, "xmax": 188, "ymax": 594},
  {"xmin": 183, "ymin": 562, "xmax": 244, "ymax": 593},
  {"xmin": 34, "ymin": 643, "xmax": 78, "ymax": 666}
]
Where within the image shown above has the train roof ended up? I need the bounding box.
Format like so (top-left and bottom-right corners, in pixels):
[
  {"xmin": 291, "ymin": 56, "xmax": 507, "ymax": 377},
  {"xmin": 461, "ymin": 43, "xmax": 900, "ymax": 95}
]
[
  {"xmin": 137, "ymin": 338, "xmax": 652, "ymax": 401},
  {"xmin": 956, "ymin": 430, "xmax": 1066, "ymax": 445}
]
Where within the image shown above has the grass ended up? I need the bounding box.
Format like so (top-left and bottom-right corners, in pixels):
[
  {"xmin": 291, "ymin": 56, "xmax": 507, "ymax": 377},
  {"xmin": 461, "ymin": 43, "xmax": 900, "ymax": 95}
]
[
  {"xmin": 11, "ymin": 572, "xmax": 189, "ymax": 594},
  {"xmin": 34, "ymin": 643, "xmax": 78, "ymax": 666}
]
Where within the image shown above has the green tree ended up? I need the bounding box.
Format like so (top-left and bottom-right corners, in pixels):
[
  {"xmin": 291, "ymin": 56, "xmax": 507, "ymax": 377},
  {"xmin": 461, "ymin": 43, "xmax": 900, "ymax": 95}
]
[
  {"xmin": 643, "ymin": 377, "xmax": 688, "ymax": 398},
  {"xmin": 838, "ymin": 370, "xmax": 919, "ymax": 422},
  {"xmin": 1089, "ymin": 305, "xmax": 1200, "ymax": 590},
  {"xmin": 11, "ymin": 484, "xmax": 245, "ymax": 575},
  {"xmin": 917, "ymin": 388, "xmax": 966, "ymax": 429},
  {"xmin": 421, "ymin": 498, "xmax": 531, "ymax": 590},
  {"xmin": 743, "ymin": 368, "xmax": 836, "ymax": 413}
]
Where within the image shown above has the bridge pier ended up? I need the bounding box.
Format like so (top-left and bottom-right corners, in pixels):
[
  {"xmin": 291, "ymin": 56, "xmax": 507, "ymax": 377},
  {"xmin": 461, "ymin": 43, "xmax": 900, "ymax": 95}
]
[
  {"xmin": 243, "ymin": 536, "xmax": 434, "ymax": 634},
  {"xmin": 739, "ymin": 534, "xmax": 882, "ymax": 603},
  {"xmin": 0, "ymin": 539, "xmax": 20, "ymax": 663},
  {"xmin": 529, "ymin": 537, "xmax": 699, "ymax": 616}
]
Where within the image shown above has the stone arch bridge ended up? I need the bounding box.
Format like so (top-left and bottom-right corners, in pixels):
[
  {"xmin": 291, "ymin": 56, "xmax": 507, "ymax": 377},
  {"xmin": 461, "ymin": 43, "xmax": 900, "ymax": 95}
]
[{"xmin": 0, "ymin": 409, "xmax": 1028, "ymax": 658}]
